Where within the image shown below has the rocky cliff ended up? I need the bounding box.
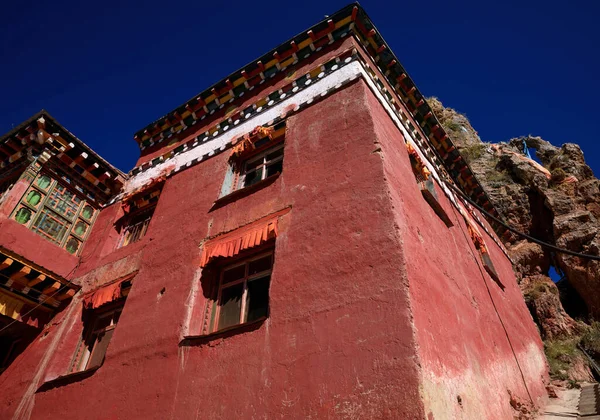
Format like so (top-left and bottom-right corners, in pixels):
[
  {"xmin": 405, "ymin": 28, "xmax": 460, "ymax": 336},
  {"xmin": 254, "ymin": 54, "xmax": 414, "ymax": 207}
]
[{"xmin": 428, "ymin": 98, "xmax": 600, "ymax": 381}]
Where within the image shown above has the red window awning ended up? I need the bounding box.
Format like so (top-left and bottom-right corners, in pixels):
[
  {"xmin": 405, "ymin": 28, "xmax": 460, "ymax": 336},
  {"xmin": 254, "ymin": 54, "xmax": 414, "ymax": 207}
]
[
  {"xmin": 83, "ymin": 278, "xmax": 128, "ymax": 310},
  {"xmin": 200, "ymin": 211, "xmax": 286, "ymax": 267}
]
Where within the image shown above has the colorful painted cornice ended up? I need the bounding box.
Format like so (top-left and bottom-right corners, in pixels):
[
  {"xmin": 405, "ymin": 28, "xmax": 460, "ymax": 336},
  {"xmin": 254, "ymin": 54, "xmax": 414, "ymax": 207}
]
[
  {"xmin": 133, "ymin": 6, "xmax": 360, "ymax": 149},
  {"xmin": 129, "ymin": 3, "xmax": 510, "ymax": 239},
  {"xmin": 0, "ymin": 111, "xmax": 125, "ymax": 205},
  {"xmin": 0, "ymin": 248, "xmax": 79, "ymax": 310}
]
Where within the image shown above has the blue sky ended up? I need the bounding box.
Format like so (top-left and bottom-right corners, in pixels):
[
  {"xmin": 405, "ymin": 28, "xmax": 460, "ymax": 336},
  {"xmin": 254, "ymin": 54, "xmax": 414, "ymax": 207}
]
[{"xmin": 1, "ymin": 0, "xmax": 598, "ymax": 175}]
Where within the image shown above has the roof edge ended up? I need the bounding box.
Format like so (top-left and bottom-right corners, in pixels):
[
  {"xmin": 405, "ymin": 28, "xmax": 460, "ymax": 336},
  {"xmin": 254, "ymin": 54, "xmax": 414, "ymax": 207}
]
[{"xmin": 1, "ymin": 110, "xmax": 126, "ymax": 179}]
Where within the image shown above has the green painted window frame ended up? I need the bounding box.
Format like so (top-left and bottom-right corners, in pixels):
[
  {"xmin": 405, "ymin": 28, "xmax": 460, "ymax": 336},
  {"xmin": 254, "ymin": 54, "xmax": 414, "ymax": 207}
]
[{"xmin": 11, "ymin": 172, "xmax": 97, "ymax": 255}]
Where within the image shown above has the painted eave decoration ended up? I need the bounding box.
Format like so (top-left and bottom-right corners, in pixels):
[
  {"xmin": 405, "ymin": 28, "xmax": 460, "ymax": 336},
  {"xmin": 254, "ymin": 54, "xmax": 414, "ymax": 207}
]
[
  {"xmin": 0, "ymin": 111, "xmax": 126, "ymax": 205},
  {"xmin": 131, "ymin": 3, "xmax": 508, "ymax": 238},
  {"xmin": 0, "ymin": 248, "xmax": 79, "ymax": 312}
]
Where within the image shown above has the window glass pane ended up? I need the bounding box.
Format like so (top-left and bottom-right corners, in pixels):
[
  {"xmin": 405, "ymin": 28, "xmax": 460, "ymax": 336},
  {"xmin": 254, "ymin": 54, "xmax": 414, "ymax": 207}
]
[
  {"xmin": 15, "ymin": 207, "xmax": 31, "ymax": 224},
  {"xmin": 36, "ymin": 175, "xmax": 51, "ymax": 190},
  {"xmin": 65, "ymin": 237, "xmax": 80, "ymax": 254},
  {"xmin": 246, "ymin": 275, "xmax": 270, "ymax": 322},
  {"xmin": 248, "ymin": 255, "xmax": 272, "ymax": 276},
  {"xmin": 74, "ymin": 221, "xmax": 88, "ymax": 237},
  {"xmin": 32, "ymin": 209, "xmax": 69, "ymax": 244},
  {"xmin": 78, "ymin": 336, "xmax": 95, "ymax": 371},
  {"xmin": 93, "ymin": 314, "xmax": 113, "ymax": 331},
  {"xmin": 47, "ymin": 184, "xmax": 80, "ymax": 220},
  {"xmin": 244, "ymin": 168, "xmax": 263, "ymax": 187},
  {"xmin": 26, "ymin": 190, "xmax": 42, "ymax": 206},
  {"xmin": 265, "ymin": 160, "xmax": 283, "ymax": 178},
  {"xmin": 222, "ymin": 265, "xmax": 245, "ymax": 284},
  {"xmin": 266, "ymin": 148, "xmax": 283, "ymax": 162},
  {"xmin": 218, "ymin": 283, "xmax": 243, "ymax": 330},
  {"xmin": 245, "ymin": 158, "xmax": 262, "ymax": 171},
  {"xmin": 120, "ymin": 208, "xmax": 154, "ymax": 247},
  {"xmin": 82, "ymin": 205, "xmax": 94, "ymax": 220}
]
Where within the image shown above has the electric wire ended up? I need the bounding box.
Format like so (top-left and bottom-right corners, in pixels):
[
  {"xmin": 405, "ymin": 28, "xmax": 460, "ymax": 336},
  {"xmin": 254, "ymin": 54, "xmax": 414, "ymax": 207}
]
[
  {"xmin": 443, "ymin": 178, "xmax": 600, "ymax": 261},
  {"xmin": 449, "ymin": 204, "xmax": 535, "ymax": 405},
  {"xmin": 0, "ymin": 282, "xmax": 72, "ymax": 335}
]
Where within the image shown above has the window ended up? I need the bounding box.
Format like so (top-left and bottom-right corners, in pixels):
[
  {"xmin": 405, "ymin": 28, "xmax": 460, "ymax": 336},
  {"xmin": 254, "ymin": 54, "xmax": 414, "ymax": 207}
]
[
  {"xmin": 194, "ymin": 210, "xmax": 287, "ymax": 338},
  {"xmin": 117, "ymin": 184, "xmax": 162, "ymax": 248},
  {"xmin": 211, "ymin": 251, "xmax": 273, "ymax": 332},
  {"xmin": 72, "ymin": 301, "xmax": 124, "ymax": 373},
  {"xmin": 118, "ymin": 206, "xmax": 155, "ymax": 248},
  {"xmin": 238, "ymin": 143, "xmax": 284, "ymax": 189},
  {"xmin": 11, "ymin": 173, "xmax": 96, "ymax": 254},
  {"xmin": 32, "ymin": 208, "xmax": 71, "ymax": 244},
  {"xmin": 466, "ymin": 218, "xmax": 504, "ymax": 289},
  {"xmin": 406, "ymin": 142, "xmax": 453, "ymax": 227},
  {"xmin": 70, "ymin": 277, "xmax": 132, "ymax": 373},
  {"xmin": 218, "ymin": 123, "xmax": 286, "ymax": 198},
  {"xmin": 46, "ymin": 184, "xmax": 81, "ymax": 220}
]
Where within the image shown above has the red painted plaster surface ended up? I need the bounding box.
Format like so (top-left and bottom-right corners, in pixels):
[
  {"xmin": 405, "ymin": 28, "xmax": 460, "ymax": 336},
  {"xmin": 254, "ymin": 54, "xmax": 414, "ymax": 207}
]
[
  {"xmin": 0, "ymin": 177, "xmax": 28, "ymax": 218},
  {"xmin": 0, "ymin": 79, "xmax": 547, "ymax": 420},
  {"xmin": 364, "ymin": 86, "xmax": 548, "ymax": 418},
  {"xmin": 0, "ymin": 175, "xmax": 82, "ymax": 279},
  {"xmin": 1, "ymin": 80, "xmax": 425, "ymax": 419},
  {"xmin": 72, "ymin": 202, "xmax": 144, "ymax": 289},
  {"xmin": 0, "ymin": 216, "xmax": 78, "ymax": 279}
]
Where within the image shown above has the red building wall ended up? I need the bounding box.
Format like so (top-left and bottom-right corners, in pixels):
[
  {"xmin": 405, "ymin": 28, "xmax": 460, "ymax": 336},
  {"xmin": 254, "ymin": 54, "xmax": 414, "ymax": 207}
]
[
  {"xmin": 2, "ymin": 81, "xmax": 426, "ymax": 419},
  {"xmin": 0, "ymin": 77, "xmax": 547, "ymax": 419},
  {"xmin": 365, "ymin": 84, "xmax": 548, "ymax": 418}
]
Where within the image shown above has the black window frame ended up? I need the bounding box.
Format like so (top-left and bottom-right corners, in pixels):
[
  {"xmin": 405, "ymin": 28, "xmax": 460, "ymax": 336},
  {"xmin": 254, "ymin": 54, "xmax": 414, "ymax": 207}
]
[{"xmin": 210, "ymin": 250, "xmax": 274, "ymax": 333}]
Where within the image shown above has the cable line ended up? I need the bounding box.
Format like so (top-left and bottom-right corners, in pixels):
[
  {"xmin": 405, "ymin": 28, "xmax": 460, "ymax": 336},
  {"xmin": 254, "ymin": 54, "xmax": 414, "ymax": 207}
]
[{"xmin": 444, "ymin": 179, "xmax": 600, "ymax": 261}]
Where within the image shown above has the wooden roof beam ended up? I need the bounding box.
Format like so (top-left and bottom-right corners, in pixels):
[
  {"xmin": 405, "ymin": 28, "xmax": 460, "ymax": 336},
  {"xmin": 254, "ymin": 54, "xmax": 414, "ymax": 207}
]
[
  {"xmin": 27, "ymin": 274, "xmax": 46, "ymax": 288},
  {"xmin": 10, "ymin": 266, "xmax": 31, "ymax": 285},
  {"xmin": 56, "ymin": 289, "xmax": 76, "ymax": 301},
  {"xmin": 0, "ymin": 257, "xmax": 14, "ymax": 270},
  {"xmin": 74, "ymin": 152, "xmax": 88, "ymax": 166},
  {"xmin": 4, "ymin": 138, "xmax": 21, "ymax": 153},
  {"xmin": 42, "ymin": 281, "xmax": 61, "ymax": 295}
]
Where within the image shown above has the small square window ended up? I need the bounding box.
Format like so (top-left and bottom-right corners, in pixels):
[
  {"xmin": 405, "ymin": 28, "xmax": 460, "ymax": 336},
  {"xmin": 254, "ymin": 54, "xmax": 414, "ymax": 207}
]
[
  {"xmin": 210, "ymin": 251, "xmax": 274, "ymax": 333},
  {"xmin": 118, "ymin": 186, "xmax": 162, "ymax": 248},
  {"xmin": 118, "ymin": 206, "xmax": 155, "ymax": 248},
  {"xmin": 237, "ymin": 144, "xmax": 284, "ymax": 190}
]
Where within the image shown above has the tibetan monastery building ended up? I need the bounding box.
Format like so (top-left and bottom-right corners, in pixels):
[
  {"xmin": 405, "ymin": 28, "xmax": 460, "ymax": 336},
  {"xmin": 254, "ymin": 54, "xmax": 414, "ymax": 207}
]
[{"xmin": 0, "ymin": 4, "xmax": 548, "ymax": 419}]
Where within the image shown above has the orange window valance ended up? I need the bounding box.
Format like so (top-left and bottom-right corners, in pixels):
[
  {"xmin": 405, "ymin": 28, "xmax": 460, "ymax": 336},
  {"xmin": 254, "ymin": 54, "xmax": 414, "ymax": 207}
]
[
  {"xmin": 466, "ymin": 218, "xmax": 488, "ymax": 254},
  {"xmin": 200, "ymin": 210, "xmax": 287, "ymax": 267},
  {"xmin": 230, "ymin": 126, "xmax": 275, "ymax": 159},
  {"xmin": 83, "ymin": 278, "xmax": 128, "ymax": 310},
  {"xmin": 406, "ymin": 142, "xmax": 431, "ymax": 180}
]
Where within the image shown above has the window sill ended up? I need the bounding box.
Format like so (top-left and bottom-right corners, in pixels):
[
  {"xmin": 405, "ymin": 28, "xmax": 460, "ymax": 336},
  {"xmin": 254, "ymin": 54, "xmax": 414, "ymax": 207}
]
[
  {"xmin": 211, "ymin": 172, "xmax": 280, "ymax": 210},
  {"xmin": 419, "ymin": 179, "xmax": 454, "ymax": 227},
  {"xmin": 181, "ymin": 316, "xmax": 267, "ymax": 346},
  {"xmin": 481, "ymin": 252, "xmax": 505, "ymax": 290},
  {"xmin": 37, "ymin": 366, "xmax": 100, "ymax": 392}
]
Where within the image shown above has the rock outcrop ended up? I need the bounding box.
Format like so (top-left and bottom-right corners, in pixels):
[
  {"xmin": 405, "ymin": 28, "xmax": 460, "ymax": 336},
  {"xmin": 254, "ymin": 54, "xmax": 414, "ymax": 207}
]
[{"xmin": 428, "ymin": 97, "xmax": 600, "ymax": 380}]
